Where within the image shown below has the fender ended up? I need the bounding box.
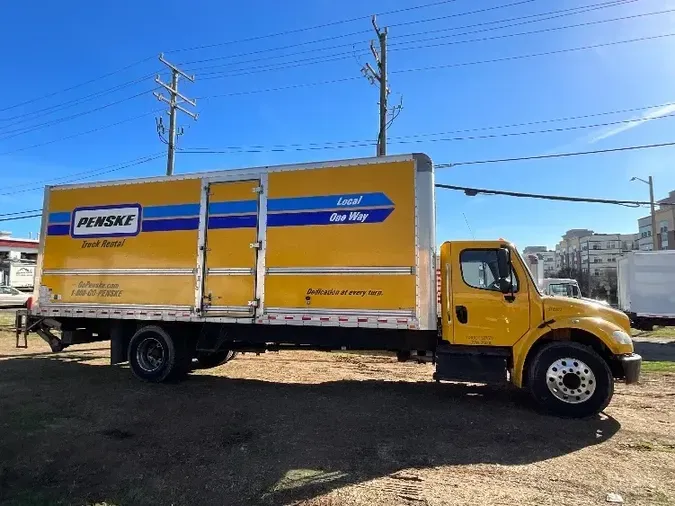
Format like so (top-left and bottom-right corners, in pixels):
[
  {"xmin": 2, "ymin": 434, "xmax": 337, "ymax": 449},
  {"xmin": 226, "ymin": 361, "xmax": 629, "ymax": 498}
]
[{"xmin": 511, "ymin": 316, "xmax": 634, "ymax": 388}]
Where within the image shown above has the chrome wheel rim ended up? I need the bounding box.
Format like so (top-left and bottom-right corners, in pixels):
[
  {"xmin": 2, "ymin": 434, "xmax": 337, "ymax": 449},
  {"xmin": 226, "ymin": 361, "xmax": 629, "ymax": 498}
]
[
  {"xmin": 136, "ymin": 337, "xmax": 166, "ymax": 373},
  {"xmin": 546, "ymin": 357, "xmax": 596, "ymax": 404}
]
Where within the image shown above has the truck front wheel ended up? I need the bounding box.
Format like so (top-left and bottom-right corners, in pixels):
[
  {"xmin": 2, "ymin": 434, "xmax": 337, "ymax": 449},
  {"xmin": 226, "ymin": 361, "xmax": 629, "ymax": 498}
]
[
  {"xmin": 528, "ymin": 341, "xmax": 613, "ymax": 418},
  {"xmin": 128, "ymin": 325, "xmax": 189, "ymax": 382}
]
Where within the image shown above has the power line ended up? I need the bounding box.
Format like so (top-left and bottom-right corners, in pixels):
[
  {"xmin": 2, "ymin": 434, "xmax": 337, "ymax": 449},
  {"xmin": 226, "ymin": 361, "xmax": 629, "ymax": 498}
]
[
  {"xmin": 389, "ymin": 100, "xmax": 675, "ymax": 140},
  {"xmin": 180, "ymin": 108, "xmax": 675, "ymax": 154},
  {"xmin": 0, "ymin": 209, "xmax": 42, "ymax": 217},
  {"xmin": 389, "ymin": 7, "xmax": 675, "ymax": 53},
  {"xmin": 183, "ymin": 0, "xmax": 640, "ymax": 79},
  {"xmin": 197, "ymin": 29, "xmax": 675, "ymax": 85},
  {"xmin": 197, "ymin": 76, "xmax": 362, "ymax": 100},
  {"xmin": 436, "ymin": 141, "xmax": 675, "ymax": 168},
  {"xmin": 0, "ymin": 214, "xmax": 42, "ymax": 223},
  {"xmin": 166, "ymin": 0, "xmax": 465, "ymax": 53},
  {"xmin": 0, "ymin": 88, "xmax": 157, "ymax": 141},
  {"xmin": 0, "ymin": 73, "xmax": 157, "ymax": 124},
  {"xmin": 390, "ymin": 0, "xmax": 639, "ymax": 44},
  {"xmin": 390, "ymin": 0, "xmax": 633, "ymax": 30},
  {"xmin": 0, "ymin": 56, "xmax": 154, "ymax": 114},
  {"xmin": 179, "ymin": 0, "xmax": 537, "ymax": 69},
  {"xmin": 0, "ymin": 110, "xmax": 162, "ymax": 156},
  {"xmin": 392, "ymin": 32, "xmax": 675, "ymax": 75},
  {"xmin": 199, "ymin": 53, "xmax": 360, "ymax": 81},
  {"xmin": 435, "ymin": 183, "xmax": 675, "ymax": 208},
  {"xmin": 0, "ymin": 152, "xmax": 165, "ymax": 200}
]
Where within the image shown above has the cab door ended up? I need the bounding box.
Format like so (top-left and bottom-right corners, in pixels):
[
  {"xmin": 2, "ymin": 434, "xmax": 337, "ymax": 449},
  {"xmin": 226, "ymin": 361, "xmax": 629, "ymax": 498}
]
[
  {"xmin": 449, "ymin": 242, "xmax": 530, "ymax": 347},
  {"xmin": 202, "ymin": 180, "xmax": 260, "ymax": 317}
]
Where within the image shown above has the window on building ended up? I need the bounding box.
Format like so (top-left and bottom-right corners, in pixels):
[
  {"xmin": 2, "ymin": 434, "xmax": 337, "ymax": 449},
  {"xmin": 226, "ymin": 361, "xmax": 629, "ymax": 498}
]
[
  {"xmin": 607, "ymin": 242, "xmax": 615, "ymax": 249},
  {"xmin": 659, "ymin": 220, "xmax": 669, "ymax": 249},
  {"xmin": 592, "ymin": 244, "xmax": 601, "ymax": 250},
  {"xmin": 593, "ymin": 258, "xmax": 602, "ymax": 263}
]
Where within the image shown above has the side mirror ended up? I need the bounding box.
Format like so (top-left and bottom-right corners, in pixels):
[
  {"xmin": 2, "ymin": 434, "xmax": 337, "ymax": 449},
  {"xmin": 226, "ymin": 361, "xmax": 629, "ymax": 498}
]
[
  {"xmin": 496, "ymin": 247, "xmax": 511, "ymax": 280},
  {"xmin": 498, "ymin": 278, "xmax": 513, "ymax": 294}
]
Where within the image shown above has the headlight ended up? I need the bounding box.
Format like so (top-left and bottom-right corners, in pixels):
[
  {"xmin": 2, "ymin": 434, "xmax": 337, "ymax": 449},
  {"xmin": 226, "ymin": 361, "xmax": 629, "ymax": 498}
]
[{"xmin": 612, "ymin": 330, "xmax": 632, "ymax": 345}]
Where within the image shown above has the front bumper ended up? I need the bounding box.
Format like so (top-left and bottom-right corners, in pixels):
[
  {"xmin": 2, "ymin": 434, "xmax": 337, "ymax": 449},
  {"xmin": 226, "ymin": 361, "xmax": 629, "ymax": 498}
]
[{"xmin": 619, "ymin": 353, "xmax": 642, "ymax": 384}]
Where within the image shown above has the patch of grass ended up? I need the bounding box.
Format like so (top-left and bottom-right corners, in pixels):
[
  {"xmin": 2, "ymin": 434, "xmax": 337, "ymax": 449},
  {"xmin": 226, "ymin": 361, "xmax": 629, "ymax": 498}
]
[
  {"xmin": 642, "ymin": 361, "xmax": 675, "ymax": 373},
  {"xmin": 621, "ymin": 440, "xmax": 675, "ymax": 454},
  {"xmin": 0, "ymin": 312, "xmax": 16, "ymax": 327},
  {"xmin": 632, "ymin": 326, "xmax": 675, "ymax": 339}
]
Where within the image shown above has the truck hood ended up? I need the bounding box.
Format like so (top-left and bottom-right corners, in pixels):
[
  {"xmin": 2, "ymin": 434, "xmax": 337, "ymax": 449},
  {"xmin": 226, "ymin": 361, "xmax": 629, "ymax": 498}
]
[{"xmin": 543, "ymin": 296, "xmax": 630, "ymax": 333}]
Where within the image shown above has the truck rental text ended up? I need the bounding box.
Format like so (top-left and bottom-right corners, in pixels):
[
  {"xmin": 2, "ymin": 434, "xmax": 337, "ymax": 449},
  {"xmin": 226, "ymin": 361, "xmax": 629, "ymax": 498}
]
[{"xmin": 17, "ymin": 153, "xmax": 642, "ymax": 418}]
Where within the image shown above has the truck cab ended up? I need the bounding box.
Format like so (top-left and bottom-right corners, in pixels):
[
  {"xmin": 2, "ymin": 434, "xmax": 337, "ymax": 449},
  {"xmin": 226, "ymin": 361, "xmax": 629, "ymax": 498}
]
[
  {"xmin": 437, "ymin": 240, "xmax": 640, "ymax": 417},
  {"xmin": 540, "ymin": 278, "xmax": 581, "ymax": 298}
]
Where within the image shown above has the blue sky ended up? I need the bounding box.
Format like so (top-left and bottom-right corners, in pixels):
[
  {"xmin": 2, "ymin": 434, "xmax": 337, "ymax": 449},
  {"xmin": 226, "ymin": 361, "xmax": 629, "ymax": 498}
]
[{"xmin": 2, "ymin": 0, "xmax": 675, "ymax": 250}]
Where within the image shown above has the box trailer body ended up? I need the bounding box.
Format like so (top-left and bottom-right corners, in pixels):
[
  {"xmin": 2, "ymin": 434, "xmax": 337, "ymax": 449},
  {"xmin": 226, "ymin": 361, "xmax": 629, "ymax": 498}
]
[
  {"xmin": 19, "ymin": 154, "xmax": 642, "ymax": 418},
  {"xmin": 9, "ymin": 262, "xmax": 36, "ymax": 290},
  {"xmin": 617, "ymin": 251, "xmax": 675, "ymax": 329},
  {"xmin": 34, "ymin": 153, "xmax": 435, "ymax": 338}
]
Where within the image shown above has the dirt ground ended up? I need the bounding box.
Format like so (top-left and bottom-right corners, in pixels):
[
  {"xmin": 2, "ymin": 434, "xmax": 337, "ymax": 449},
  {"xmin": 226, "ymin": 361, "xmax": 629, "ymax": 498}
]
[{"xmin": 1, "ymin": 331, "xmax": 674, "ymax": 506}]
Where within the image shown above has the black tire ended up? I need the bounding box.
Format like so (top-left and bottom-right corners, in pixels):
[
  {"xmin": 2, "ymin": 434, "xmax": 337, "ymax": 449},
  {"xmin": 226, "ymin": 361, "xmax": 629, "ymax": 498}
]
[
  {"xmin": 528, "ymin": 341, "xmax": 613, "ymax": 418},
  {"xmin": 195, "ymin": 350, "xmax": 236, "ymax": 369},
  {"xmin": 128, "ymin": 325, "xmax": 190, "ymax": 382}
]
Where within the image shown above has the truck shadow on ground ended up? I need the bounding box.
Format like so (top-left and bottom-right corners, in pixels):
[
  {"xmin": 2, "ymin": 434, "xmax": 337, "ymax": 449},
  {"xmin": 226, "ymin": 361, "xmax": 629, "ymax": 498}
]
[{"xmin": 0, "ymin": 354, "xmax": 621, "ymax": 506}]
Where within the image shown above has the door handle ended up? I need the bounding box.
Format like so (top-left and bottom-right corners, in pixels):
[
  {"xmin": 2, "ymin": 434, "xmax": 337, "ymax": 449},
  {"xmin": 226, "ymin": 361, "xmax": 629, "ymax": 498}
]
[{"xmin": 455, "ymin": 305, "xmax": 468, "ymax": 324}]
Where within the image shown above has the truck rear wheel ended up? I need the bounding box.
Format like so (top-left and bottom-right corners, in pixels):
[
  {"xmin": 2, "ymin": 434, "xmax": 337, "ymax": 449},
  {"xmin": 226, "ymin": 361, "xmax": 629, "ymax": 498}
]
[
  {"xmin": 128, "ymin": 325, "xmax": 190, "ymax": 382},
  {"xmin": 195, "ymin": 350, "xmax": 236, "ymax": 369},
  {"xmin": 528, "ymin": 341, "xmax": 613, "ymax": 418}
]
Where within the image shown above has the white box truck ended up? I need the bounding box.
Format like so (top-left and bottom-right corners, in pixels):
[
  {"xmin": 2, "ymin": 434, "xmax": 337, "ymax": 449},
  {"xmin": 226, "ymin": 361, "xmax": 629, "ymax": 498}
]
[{"xmin": 617, "ymin": 251, "xmax": 675, "ymax": 330}]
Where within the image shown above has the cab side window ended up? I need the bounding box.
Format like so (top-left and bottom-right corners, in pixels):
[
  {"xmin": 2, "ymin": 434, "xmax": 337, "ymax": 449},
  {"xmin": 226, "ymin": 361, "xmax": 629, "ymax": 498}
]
[{"xmin": 460, "ymin": 249, "xmax": 519, "ymax": 292}]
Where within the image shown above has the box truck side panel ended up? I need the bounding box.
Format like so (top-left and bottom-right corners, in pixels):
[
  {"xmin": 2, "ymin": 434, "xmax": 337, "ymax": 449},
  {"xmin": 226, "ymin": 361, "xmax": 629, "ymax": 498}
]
[
  {"xmin": 44, "ymin": 179, "xmax": 201, "ymax": 269},
  {"xmin": 40, "ymin": 273, "xmax": 195, "ymax": 306},
  {"xmin": 631, "ymin": 251, "xmax": 675, "ymax": 317},
  {"xmin": 41, "ymin": 178, "xmax": 202, "ymax": 307},
  {"xmin": 202, "ymin": 180, "xmax": 260, "ymax": 316},
  {"xmin": 265, "ymin": 161, "xmax": 416, "ymax": 268},
  {"xmin": 262, "ymin": 160, "xmax": 418, "ymax": 318},
  {"xmin": 617, "ymin": 256, "xmax": 630, "ymax": 312},
  {"xmin": 264, "ymin": 274, "xmax": 416, "ymax": 311}
]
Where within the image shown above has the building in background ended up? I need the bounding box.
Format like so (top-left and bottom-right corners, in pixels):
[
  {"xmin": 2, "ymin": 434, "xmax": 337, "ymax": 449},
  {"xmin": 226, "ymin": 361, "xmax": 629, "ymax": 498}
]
[
  {"xmin": 523, "ymin": 246, "xmax": 556, "ymax": 277},
  {"xmin": 554, "ymin": 229, "xmax": 639, "ymax": 302},
  {"xmin": 554, "ymin": 229, "xmax": 594, "ymax": 272},
  {"xmin": 0, "ymin": 232, "xmax": 39, "ymax": 290},
  {"xmin": 637, "ymin": 189, "xmax": 675, "ymax": 251}
]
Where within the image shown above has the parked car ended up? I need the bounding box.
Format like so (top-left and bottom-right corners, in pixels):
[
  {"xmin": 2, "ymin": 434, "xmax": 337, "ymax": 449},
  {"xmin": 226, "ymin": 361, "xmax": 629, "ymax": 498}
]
[{"xmin": 0, "ymin": 285, "xmax": 30, "ymax": 308}]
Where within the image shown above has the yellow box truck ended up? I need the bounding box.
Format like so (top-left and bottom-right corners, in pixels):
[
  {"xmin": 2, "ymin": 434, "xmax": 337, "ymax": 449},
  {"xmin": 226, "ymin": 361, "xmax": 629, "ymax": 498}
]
[{"xmin": 18, "ymin": 153, "xmax": 641, "ymax": 417}]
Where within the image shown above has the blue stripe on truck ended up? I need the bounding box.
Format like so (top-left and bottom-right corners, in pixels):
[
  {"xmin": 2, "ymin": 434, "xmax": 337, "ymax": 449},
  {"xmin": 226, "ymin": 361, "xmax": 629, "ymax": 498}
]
[
  {"xmin": 208, "ymin": 214, "xmax": 257, "ymax": 229},
  {"xmin": 268, "ymin": 192, "xmax": 392, "ymax": 212},
  {"xmin": 141, "ymin": 218, "xmax": 200, "ymax": 232},
  {"xmin": 267, "ymin": 207, "xmax": 393, "ymax": 227},
  {"xmin": 47, "ymin": 224, "xmax": 70, "ymax": 236},
  {"xmin": 143, "ymin": 204, "xmax": 200, "ymax": 219},
  {"xmin": 48, "ymin": 212, "xmax": 71, "ymax": 224}
]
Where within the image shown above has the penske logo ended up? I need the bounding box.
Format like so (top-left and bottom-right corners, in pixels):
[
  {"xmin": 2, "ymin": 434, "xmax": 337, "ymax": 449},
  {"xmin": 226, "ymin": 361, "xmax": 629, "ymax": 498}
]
[{"xmin": 71, "ymin": 205, "xmax": 141, "ymax": 238}]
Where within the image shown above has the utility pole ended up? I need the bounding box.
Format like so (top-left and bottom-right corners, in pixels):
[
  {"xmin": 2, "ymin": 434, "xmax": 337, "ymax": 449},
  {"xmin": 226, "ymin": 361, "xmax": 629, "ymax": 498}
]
[
  {"xmin": 648, "ymin": 175, "xmax": 659, "ymax": 251},
  {"xmin": 362, "ymin": 16, "xmax": 388, "ymax": 157},
  {"xmin": 631, "ymin": 175, "xmax": 659, "ymax": 251},
  {"xmin": 154, "ymin": 53, "xmax": 198, "ymax": 176}
]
